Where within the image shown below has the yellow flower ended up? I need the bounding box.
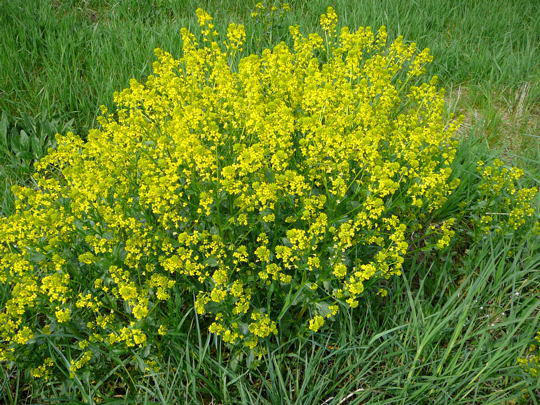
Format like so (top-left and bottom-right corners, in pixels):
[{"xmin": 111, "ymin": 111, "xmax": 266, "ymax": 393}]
[
  {"xmin": 333, "ymin": 263, "xmax": 347, "ymax": 279},
  {"xmin": 226, "ymin": 23, "xmax": 246, "ymax": 51},
  {"xmin": 195, "ymin": 8, "xmax": 213, "ymax": 27},
  {"xmin": 308, "ymin": 315, "xmax": 325, "ymax": 332},
  {"xmin": 320, "ymin": 6, "xmax": 338, "ymax": 34},
  {"xmin": 55, "ymin": 308, "xmax": 71, "ymax": 323}
]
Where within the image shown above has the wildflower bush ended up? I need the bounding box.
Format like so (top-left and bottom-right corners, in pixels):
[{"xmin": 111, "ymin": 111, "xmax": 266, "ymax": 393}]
[{"xmin": 0, "ymin": 7, "xmax": 537, "ymax": 383}]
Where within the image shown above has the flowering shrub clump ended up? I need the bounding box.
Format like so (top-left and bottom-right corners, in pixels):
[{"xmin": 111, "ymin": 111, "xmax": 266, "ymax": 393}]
[{"xmin": 0, "ymin": 7, "xmax": 537, "ymax": 381}]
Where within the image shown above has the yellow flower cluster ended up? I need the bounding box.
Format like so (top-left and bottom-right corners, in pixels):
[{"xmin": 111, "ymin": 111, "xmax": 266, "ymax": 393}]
[
  {"xmin": 320, "ymin": 6, "xmax": 338, "ymax": 34},
  {"xmin": 0, "ymin": 7, "xmax": 472, "ymax": 379},
  {"xmin": 226, "ymin": 23, "xmax": 246, "ymax": 52},
  {"xmin": 427, "ymin": 217, "xmax": 456, "ymax": 250},
  {"xmin": 475, "ymin": 159, "xmax": 538, "ymax": 233}
]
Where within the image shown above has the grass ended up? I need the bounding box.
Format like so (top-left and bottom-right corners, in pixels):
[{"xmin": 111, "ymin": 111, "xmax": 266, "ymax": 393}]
[{"xmin": 0, "ymin": 0, "xmax": 539, "ymax": 403}]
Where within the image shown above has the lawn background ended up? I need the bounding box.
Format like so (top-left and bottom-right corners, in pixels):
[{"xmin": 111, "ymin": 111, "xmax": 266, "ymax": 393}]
[{"xmin": 0, "ymin": 0, "xmax": 539, "ymax": 403}]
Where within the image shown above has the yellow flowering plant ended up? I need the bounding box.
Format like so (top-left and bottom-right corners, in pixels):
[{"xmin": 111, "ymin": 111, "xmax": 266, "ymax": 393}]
[
  {"xmin": 473, "ymin": 159, "xmax": 538, "ymax": 234},
  {"xmin": 0, "ymin": 7, "xmax": 537, "ymax": 383}
]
